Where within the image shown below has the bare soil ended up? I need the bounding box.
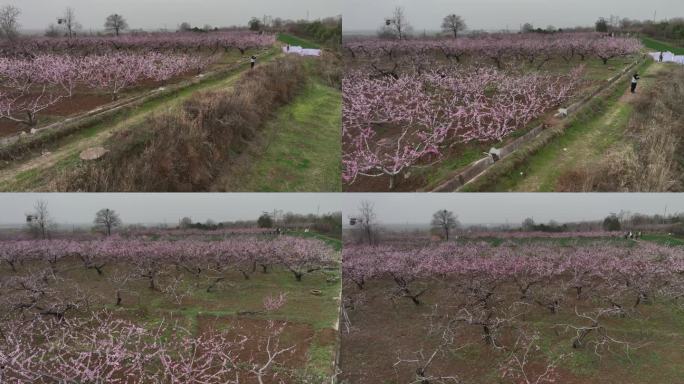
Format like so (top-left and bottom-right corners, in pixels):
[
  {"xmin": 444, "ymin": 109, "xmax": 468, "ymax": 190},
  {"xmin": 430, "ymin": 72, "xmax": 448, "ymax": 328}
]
[
  {"xmin": 340, "ymin": 278, "xmax": 684, "ymax": 384},
  {"xmin": 197, "ymin": 315, "xmax": 315, "ymax": 384}
]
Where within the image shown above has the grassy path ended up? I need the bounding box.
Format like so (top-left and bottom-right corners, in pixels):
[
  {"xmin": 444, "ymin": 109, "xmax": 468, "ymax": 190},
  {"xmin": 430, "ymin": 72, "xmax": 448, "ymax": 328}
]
[
  {"xmin": 0, "ymin": 52, "xmax": 280, "ymax": 191},
  {"xmin": 213, "ymin": 80, "xmax": 341, "ymax": 192},
  {"xmin": 641, "ymin": 36, "xmax": 684, "ymax": 55},
  {"xmin": 490, "ymin": 61, "xmax": 661, "ymax": 192},
  {"xmin": 277, "ymin": 33, "xmax": 321, "ymax": 49}
]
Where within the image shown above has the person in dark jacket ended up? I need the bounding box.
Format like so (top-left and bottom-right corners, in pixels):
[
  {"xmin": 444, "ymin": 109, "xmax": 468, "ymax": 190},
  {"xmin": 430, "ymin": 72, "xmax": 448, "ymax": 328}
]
[
  {"xmin": 630, "ymin": 72, "xmax": 640, "ymax": 93},
  {"xmin": 250, "ymin": 55, "xmax": 257, "ymax": 69}
]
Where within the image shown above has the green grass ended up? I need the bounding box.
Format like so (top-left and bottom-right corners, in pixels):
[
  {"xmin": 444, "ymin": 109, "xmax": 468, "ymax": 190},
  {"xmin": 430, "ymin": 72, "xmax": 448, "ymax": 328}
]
[
  {"xmin": 424, "ymin": 146, "xmax": 486, "ymax": 189},
  {"xmin": 306, "ymin": 343, "xmax": 337, "ymax": 378},
  {"xmin": 13, "ymin": 259, "xmax": 342, "ymax": 379},
  {"xmin": 278, "ymin": 33, "xmax": 321, "ymax": 49},
  {"xmin": 369, "ymin": 56, "xmax": 637, "ymax": 192},
  {"xmin": 641, "ymin": 37, "xmax": 684, "ymax": 55},
  {"xmin": 0, "ymin": 49, "xmax": 281, "ymax": 191},
  {"xmin": 486, "ymin": 60, "xmax": 652, "ymax": 192},
  {"xmin": 641, "ymin": 234, "xmax": 684, "ymax": 246},
  {"xmin": 533, "ymin": 302, "xmax": 684, "ymax": 383},
  {"xmin": 225, "ymin": 79, "xmax": 342, "ymax": 192}
]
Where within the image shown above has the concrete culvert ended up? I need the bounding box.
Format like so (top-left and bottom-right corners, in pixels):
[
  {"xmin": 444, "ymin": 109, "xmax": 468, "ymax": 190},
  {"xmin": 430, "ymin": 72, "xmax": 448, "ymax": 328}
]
[{"xmin": 80, "ymin": 147, "xmax": 109, "ymax": 161}]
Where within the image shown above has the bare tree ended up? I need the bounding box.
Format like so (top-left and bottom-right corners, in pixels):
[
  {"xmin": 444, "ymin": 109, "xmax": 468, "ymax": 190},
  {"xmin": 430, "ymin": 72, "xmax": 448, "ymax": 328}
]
[
  {"xmin": 94, "ymin": 208, "xmax": 122, "ymax": 236},
  {"xmin": 382, "ymin": 6, "xmax": 411, "ymax": 40},
  {"xmin": 555, "ymin": 307, "xmax": 638, "ymax": 355},
  {"xmin": 179, "ymin": 22, "xmax": 192, "ymax": 32},
  {"xmin": 0, "ymin": 5, "xmax": 21, "ymax": 41},
  {"xmin": 179, "ymin": 217, "xmax": 193, "ymax": 229},
  {"xmin": 27, "ymin": 200, "xmax": 53, "ymax": 239},
  {"xmin": 441, "ymin": 14, "xmax": 466, "ymax": 38},
  {"xmin": 62, "ymin": 7, "xmax": 81, "ymax": 38},
  {"xmin": 394, "ymin": 305, "xmax": 466, "ymax": 383},
  {"xmin": 45, "ymin": 23, "xmax": 61, "ymax": 37},
  {"xmin": 499, "ymin": 329, "xmax": 569, "ymax": 384},
  {"xmin": 358, "ymin": 200, "xmax": 377, "ymax": 245},
  {"xmin": 431, "ymin": 210, "xmax": 459, "ymax": 240},
  {"xmin": 104, "ymin": 14, "xmax": 128, "ymax": 36}
]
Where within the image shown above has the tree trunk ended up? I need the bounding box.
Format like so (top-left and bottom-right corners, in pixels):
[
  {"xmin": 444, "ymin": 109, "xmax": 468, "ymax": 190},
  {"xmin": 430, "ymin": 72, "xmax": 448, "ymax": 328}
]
[
  {"xmin": 573, "ymin": 328, "xmax": 592, "ymax": 348},
  {"xmin": 206, "ymin": 277, "xmax": 225, "ymax": 293},
  {"xmin": 483, "ymin": 325, "xmax": 493, "ymax": 345},
  {"xmin": 26, "ymin": 111, "xmax": 37, "ymax": 126}
]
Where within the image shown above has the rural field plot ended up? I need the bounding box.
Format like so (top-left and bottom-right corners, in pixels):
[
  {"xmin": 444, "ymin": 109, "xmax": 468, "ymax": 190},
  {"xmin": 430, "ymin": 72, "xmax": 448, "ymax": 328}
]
[
  {"xmin": 342, "ymin": 33, "xmax": 644, "ymax": 191},
  {"xmin": 341, "ymin": 236, "xmax": 684, "ymax": 383},
  {"xmin": 0, "ymin": 32, "xmax": 275, "ymax": 137},
  {"xmin": 0, "ymin": 231, "xmax": 342, "ymax": 383},
  {"xmin": 0, "ymin": 30, "xmax": 342, "ymax": 192},
  {"xmin": 482, "ymin": 38, "xmax": 684, "ymax": 193}
]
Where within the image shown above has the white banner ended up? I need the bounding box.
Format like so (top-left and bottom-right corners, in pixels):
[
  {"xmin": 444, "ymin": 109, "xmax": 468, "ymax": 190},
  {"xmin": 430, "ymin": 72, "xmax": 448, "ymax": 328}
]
[
  {"xmin": 649, "ymin": 51, "xmax": 684, "ymax": 65},
  {"xmin": 282, "ymin": 45, "xmax": 322, "ymax": 57}
]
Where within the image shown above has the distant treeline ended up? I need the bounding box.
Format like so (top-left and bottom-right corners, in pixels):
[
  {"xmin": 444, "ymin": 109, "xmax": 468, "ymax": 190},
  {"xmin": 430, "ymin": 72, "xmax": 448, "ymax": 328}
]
[
  {"xmin": 517, "ymin": 212, "xmax": 684, "ymax": 234},
  {"xmin": 614, "ymin": 17, "xmax": 684, "ymax": 44},
  {"xmin": 184, "ymin": 211, "xmax": 342, "ymax": 239},
  {"xmin": 286, "ymin": 18, "xmax": 342, "ymax": 48},
  {"xmin": 250, "ymin": 16, "xmax": 341, "ymax": 49}
]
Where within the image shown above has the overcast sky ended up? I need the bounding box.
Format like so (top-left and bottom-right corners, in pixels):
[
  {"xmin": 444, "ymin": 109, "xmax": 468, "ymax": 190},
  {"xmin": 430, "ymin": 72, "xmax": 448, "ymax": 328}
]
[
  {"xmin": 10, "ymin": 0, "xmax": 340, "ymax": 32},
  {"xmin": 0, "ymin": 193, "xmax": 341, "ymax": 225},
  {"xmin": 342, "ymin": 194, "xmax": 684, "ymax": 225},
  {"xmin": 344, "ymin": 0, "xmax": 684, "ymax": 33}
]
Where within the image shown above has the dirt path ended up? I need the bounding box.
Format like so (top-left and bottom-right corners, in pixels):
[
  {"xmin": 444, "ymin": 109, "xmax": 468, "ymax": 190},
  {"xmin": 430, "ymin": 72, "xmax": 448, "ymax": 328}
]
[
  {"xmin": 499, "ymin": 62, "xmax": 663, "ymax": 192},
  {"xmin": 0, "ymin": 54, "xmax": 279, "ymax": 191}
]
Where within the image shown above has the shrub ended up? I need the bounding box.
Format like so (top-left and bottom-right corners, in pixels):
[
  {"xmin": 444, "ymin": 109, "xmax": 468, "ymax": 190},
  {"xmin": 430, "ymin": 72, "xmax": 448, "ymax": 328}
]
[{"xmin": 57, "ymin": 56, "xmax": 306, "ymax": 191}]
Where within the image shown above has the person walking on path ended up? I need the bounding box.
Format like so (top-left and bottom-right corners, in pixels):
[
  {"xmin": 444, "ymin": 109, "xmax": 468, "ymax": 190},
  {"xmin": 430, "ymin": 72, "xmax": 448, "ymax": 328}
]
[
  {"xmin": 659, "ymin": 52, "xmax": 664, "ymax": 62},
  {"xmin": 630, "ymin": 72, "xmax": 640, "ymax": 93},
  {"xmin": 250, "ymin": 55, "xmax": 257, "ymax": 69}
]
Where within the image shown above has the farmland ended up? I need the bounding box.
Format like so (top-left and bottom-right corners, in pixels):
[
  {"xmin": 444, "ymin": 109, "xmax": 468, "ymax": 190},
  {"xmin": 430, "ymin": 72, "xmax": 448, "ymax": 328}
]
[
  {"xmin": 0, "ymin": 32, "xmax": 274, "ymax": 135},
  {"xmin": 341, "ymin": 33, "xmax": 645, "ymax": 191},
  {"xmin": 0, "ymin": 230, "xmax": 342, "ymax": 383},
  {"xmin": 0, "ymin": 28, "xmax": 342, "ymax": 192},
  {"xmin": 340, "ymin": 235, "xmax": 684, "ymax": 383}
]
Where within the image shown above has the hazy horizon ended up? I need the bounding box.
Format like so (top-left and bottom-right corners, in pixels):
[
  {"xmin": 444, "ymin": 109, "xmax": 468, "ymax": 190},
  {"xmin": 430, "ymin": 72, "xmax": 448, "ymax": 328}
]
[
  {"xmin": 342, "ymin": 194, "xmax": 684, "ymax": 226},
  {"xmin": 0, "ymin": 193, "xmax": 342, "ymax": 226},
  {"xmin": 8, "ymin": 0, "xmax": 341, "ymax": 32},
  {"xmin": 344, "ymin": 0, "xmax": 684, "ymax": 34}
]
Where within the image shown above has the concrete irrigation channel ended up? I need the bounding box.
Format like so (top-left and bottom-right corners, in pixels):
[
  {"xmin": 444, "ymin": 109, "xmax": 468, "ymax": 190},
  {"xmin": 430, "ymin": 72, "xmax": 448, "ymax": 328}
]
[{"xmin": 430, "ymin": 57, "xmax": 645, "ymax": 192}]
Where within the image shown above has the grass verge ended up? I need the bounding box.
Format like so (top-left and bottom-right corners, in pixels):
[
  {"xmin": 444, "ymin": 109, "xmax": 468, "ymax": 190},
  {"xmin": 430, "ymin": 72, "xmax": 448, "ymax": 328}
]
[
  {"xmin": 217, "ymin": 78, "xmax": 341, "ymax": 192},
  {"xmin": 462, "ymin": 60, "xmax": 651, "ymax": 192},
  {"xmin": 278, "ymin": 33, "xmax": 321, "ymax": 49},
  {"xmin": 641, "ymin": 37, "xmax": 684, "ymax": 55}
]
